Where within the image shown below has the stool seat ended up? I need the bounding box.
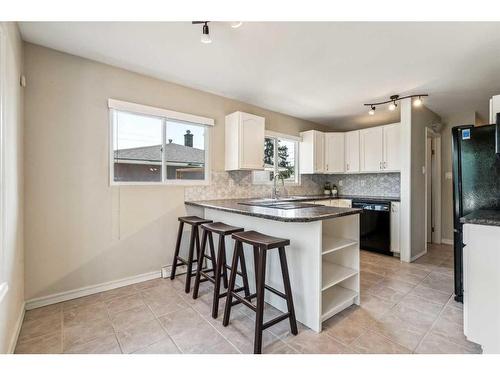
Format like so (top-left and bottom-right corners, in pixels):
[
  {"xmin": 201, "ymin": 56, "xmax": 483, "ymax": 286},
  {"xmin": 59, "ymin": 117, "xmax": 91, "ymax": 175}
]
[
  {"xmin": 232, "ymin": 230, "xmax": 290, "ymax": 249},
  {"xmin": 201, "ymin": 222, "xmax": 244, "ymax": 235},
  {"xmin": 179, "ymin": 216, "xmax": 212, "ymax": 225}
]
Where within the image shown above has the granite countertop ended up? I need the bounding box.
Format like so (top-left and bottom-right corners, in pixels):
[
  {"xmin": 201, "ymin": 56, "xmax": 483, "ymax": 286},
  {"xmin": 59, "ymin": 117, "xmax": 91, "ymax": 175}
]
[
  {"xmin": 185, "ymin": 198, "xmax": 362, "ymax": 223},
  {"xmin": 460, "ymin": 210, "xmax": 500, "ymax": 227},
  {"xmin": 212, "ymin": 194, "xmax": 401, "ymax": 203}
]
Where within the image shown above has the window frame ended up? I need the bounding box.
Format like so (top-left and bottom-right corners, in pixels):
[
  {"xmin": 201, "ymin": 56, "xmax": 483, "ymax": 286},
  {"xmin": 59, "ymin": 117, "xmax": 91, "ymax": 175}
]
[
  {"xmin": 108, "ymin": 99, "xmax": 213, "ymax": 186},
  {"xmin": 252, "ymin": 130, "xmax": 301, "ymax": 186},
  {"xmin": 0, "ymin": 24, "xmax": 8, "ymax": 300}
]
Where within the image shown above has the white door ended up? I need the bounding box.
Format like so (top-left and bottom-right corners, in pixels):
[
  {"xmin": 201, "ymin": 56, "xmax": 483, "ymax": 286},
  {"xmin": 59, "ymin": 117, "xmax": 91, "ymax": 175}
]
[
  {"xmin": 344, "ymin": 130, "xmax": 359, "ymax": 173},
  {"xmin": 314, "ymin": 131, "xmax": 325, "ymax": 173},
  {"xmin": 383, "ymin": 123, "xmax": 401, "ymax": 171},
  {"xmin": 360, "ymin": 127, "xmax": 384, "ymax": 172},
  {"xmin": 240, "ymin": 113, "xmax": 265, "ymax": 169},
  {"xmin": 324, "ymin": 133, "xmax": 344, "ymax": 173}
]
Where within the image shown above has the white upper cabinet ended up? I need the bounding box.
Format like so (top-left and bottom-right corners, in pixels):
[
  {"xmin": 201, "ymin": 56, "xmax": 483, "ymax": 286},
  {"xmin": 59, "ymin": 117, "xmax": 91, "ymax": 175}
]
[
  {"xmin": 299, "ymin": 130, "xmax": 325, "ymax": 174},
  {"xmin": 344, "ymin": 130, "xmax": 360, "ymax": 173},
  {"xmin": 360, "ymin": 126, "xmax": 384, "ymax": 172},
  {"xmin": 225, "ymin": 111, "xmax": 265, "ymax": 171},
  {"xmin": 324, "ymin": 133, "xmax": 345, "ymax": 173},
  {"xmin": 382, "ymin": 123, "xmax": 401, "ymax": 171},
  {"xmin": 359, "ymin": 123, "xmax": 401, "ymax": 172}
]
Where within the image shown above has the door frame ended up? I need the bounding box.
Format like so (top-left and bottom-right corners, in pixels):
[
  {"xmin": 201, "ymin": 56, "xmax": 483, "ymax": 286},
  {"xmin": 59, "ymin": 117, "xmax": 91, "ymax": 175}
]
[{"xmin": 425, "ymin": 127, "xmax": 442, "ymax": 247}]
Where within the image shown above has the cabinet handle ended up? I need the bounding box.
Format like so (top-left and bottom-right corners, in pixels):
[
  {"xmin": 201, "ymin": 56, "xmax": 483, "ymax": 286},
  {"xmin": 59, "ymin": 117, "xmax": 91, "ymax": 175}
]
[
  {"xmin": 346, "ymin": 163, "xmax": 349, "ymax": 171},
  {"xmin": 380, "ymin": 161, "xmax": 382, "ymax": 170}
]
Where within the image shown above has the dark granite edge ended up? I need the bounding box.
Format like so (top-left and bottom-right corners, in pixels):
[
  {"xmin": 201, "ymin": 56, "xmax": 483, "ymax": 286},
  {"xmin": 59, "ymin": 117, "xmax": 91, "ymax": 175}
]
[
  {"xmin": 460, "ymin": 210, "xmax": 500, "ymax": 227},
  {"xmin": 184, "ymin": 200, "xmax": 361, "ymax": 223}
]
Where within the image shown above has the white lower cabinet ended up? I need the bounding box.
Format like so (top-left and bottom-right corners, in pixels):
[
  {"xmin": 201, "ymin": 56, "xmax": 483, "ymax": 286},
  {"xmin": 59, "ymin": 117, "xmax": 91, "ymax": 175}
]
[
  {"xmin": 463, "ymin": 223, "xmax": 500, "ymax": 353},
  {"xmin": 390, "ymin": 202, "xmax": 400, "ymax": 253},
  {"xmin": 331, "ymin": 199, "xmax": 352, "ymax": 208}
]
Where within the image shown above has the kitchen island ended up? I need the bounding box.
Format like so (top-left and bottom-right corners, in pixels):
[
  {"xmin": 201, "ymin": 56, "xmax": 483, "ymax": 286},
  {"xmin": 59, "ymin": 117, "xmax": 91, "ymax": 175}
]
[{"xmin": 185, "ymin": 197, "xmax": 361, "ymax": 332}]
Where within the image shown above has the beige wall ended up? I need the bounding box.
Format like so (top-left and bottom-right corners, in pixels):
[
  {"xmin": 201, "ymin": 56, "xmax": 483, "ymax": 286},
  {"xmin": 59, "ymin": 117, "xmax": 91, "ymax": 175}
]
[
  {"xmin": 410, "ymin": 104, "xmax": 441, "ymax": 258},
  {"xmin": 0, "ymin": 23, "xmax": 24, "ymax": 353},
  {"xmin": 439, "ymin": 111, "xmax": 476, "ymax": 241},
  {"xmin": 23, "ymin": 43, "xmax": 328, "ymax": 301}
]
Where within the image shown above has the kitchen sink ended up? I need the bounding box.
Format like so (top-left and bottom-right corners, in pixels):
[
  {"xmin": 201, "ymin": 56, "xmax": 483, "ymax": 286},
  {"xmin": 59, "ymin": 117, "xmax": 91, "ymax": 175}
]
[{"xmin": 239, "ymin": 201, "xmax": 320, "ymax": 210}]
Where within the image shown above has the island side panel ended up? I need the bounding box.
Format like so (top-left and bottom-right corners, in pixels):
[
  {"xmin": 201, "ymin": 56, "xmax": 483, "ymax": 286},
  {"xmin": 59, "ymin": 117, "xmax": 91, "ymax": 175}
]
[{"xmin": 204, "ymin": 208, "xmax": 323, "ymax": 332}]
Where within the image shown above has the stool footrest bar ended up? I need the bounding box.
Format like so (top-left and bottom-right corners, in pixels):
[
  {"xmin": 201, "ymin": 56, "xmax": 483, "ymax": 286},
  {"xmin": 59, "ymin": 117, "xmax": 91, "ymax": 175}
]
[
  {"xmin": 264, "ymin": 285, "xmax": 286, "ymax": 299},
  {"xmin": 262, "ymin": 313, "xmax": 291, "ymax": 330}
]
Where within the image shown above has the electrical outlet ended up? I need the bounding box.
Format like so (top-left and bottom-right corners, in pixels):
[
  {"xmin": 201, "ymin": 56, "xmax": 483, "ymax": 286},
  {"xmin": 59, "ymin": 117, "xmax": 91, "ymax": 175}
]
[
  {"xmin": 445, "ymin": 172, "xmax": 453, "ymax": 180},
  {"xmin": 339, "ymin": 180, "xmax": 343, "ymax": 187}
]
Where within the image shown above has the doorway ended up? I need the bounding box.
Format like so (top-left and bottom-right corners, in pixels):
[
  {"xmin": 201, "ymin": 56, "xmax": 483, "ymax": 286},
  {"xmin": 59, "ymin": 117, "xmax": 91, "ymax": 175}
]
[{"xmin": 425, "ymin": 128, "xmax": 442, "ymax": 248}]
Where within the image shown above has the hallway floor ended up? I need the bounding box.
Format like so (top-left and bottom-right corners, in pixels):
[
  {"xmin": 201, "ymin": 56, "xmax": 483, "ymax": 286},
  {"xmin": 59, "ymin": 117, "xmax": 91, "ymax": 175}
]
[{"xmin": 14, "ymin": 244, "xmax": 481, "ymax": 354}]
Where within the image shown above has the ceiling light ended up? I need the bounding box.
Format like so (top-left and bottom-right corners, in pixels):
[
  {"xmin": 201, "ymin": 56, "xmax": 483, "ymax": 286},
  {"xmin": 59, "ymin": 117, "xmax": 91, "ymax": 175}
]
[
  {"xmin": 230, "ymin": 22, "xmax": 243, "ymax": 29},
  {"xmin": 364, "ymin": 94, "xmax": 428, "ymax": 116},
  {"xmin": 201, "ymin": 22, "xmax": 211, "ymax": 44}
]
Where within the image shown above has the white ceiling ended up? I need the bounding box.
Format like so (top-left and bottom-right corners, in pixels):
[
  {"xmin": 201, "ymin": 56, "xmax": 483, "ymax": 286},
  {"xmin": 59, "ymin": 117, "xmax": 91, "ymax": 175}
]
[{"xmin": 18, "ymin": 22, "xmax": 500, "ymax": 129}]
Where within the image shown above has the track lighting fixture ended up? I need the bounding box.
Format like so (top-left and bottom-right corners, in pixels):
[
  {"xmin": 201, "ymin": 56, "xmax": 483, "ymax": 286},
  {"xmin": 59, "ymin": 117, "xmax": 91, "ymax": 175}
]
[
  {"xmin": 192, "ymin": 21, "xmax": 212, "ymax": 44},
  {"xmin": 192, "ymin": 21, "xmax": 243, "ymax": 44},
  {"xmin": 364, "ymin": 93, "xmax": 428, "ymax": 116}
]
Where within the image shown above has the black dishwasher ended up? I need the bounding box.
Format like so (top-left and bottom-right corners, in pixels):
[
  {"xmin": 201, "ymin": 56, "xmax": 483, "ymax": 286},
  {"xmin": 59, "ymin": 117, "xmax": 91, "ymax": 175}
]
[{"xmin": 352, "ymin": 201, "xmax": 392, "ymax": 255}]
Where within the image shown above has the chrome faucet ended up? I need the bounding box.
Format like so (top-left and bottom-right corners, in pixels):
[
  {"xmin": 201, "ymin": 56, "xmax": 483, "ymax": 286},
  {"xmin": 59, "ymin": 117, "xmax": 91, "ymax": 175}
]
[{"xmin": 271, "ymin": 172, "xmax": 285, "ymax": 199}]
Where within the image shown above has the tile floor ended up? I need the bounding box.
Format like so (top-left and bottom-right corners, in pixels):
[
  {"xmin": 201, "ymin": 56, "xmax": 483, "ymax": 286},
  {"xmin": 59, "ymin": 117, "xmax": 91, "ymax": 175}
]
[{"xmin": 14, "ymin": 244, "xmax": 482, "ymax": 354}]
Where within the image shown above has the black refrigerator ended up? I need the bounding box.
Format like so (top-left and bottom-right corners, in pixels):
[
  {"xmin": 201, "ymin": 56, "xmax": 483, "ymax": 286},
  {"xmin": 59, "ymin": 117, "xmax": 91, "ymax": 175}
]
[{"xmin": 451, "ymin": 114, "xmax": 500, "ymax": 302}]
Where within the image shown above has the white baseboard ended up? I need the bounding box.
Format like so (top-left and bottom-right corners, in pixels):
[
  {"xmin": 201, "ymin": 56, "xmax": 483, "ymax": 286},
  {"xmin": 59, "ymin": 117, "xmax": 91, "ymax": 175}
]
[
  {"xmin": 25, "ymin": 270, "xmax": 162, "ymax": 310},
  {"xmin": 441, "ymin": 238, "xmax": 454, "ymax": 245},
  {"xmin": 8, "ymin": 302, "xmax": 26, "ymax": 354},
  {"xmin": 410, "ymin": 250, "xmax": 427, "ymax": 262}
]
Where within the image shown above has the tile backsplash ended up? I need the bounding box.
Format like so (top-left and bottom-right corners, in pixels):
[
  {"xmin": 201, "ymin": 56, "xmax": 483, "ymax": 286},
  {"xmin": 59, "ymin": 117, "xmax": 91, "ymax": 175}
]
[
  {"xmin": 326, "ymin": 173, "xmax": 400, "ymax": 197},
  {"xmin": 184, "ymin": 171, "xmax": 400, "ymax": 201},
  {"xmin": 184, "ymin": 171, "xmax": 326, "ymax": 201}
]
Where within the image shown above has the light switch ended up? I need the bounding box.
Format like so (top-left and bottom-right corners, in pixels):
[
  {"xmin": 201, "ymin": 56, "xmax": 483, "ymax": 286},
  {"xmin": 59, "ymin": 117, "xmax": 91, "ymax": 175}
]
[{"xmin": 445, "ymin": 172, "xmax": 453, "ymax": 180}]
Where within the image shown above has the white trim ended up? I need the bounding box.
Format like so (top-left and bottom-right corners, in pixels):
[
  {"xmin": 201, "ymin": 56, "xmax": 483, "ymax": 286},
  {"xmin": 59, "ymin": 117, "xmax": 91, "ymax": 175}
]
[
  {"xmin": 265, "ymin": 130, "xmax": 301, "ymax": 142},
  {"xmin": 108, "ymin": 99, "xmax": 214, "ymax": 126},
  {"xmin": 25, "ymin": 270, "xmax": 161, "ymax": 310},
  {"xmin": 399, "ymin": 98, "xmax": 412, "ymax": 263},
  {"xmin": 0, "ymin": 24, "xmax": 6, "ymax": 286},
  {"xmin": 442, "ymin": 238, "xmax": 454, "ymax": 245},
  {"xmin": 425, "ymin": 128, "xmax": 443, "ymax": 246},
  {"xmin": 0, "ymin": 281, "xmax": 7, "ymax": 303},
  {"xmin": 8, "ymin": 302, "xmax": 25, "ymax": 354},
  {"xmin": 410, "ymin": 250, "xmax": 427, "ymax": 262}
]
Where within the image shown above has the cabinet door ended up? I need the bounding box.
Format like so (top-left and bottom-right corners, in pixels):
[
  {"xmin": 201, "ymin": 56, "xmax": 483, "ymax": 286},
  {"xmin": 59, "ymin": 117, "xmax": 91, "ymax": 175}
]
[
  {"xmin": 239, "ymin": 113, "xmax": 265, "ymax": 169},
  {"xmin": 390, "ymin": 202, "xmax": 400, "ymax": 253},
  {"xmin": 344, "ymin": 130, "xmax": 360, "ymax": 173},
  {"xmin": 314, "ymin": 131, "xmax": 325, "ymax": 173},
  {"xmin": 383, "ymin": 123, "xmax": 401, "ymax": 171},
  {"xmin": 325, "ymin": 133, "xmax": 345, "ymax": 173},
  {"xmin": 360, "ymin": 127, "xmax": 384, "ymax": 172}
]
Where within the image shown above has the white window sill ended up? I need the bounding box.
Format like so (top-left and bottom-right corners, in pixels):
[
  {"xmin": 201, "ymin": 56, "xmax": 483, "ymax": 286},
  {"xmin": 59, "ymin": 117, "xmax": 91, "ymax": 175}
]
[
  {"xmin": 0, "ymin": 282, "xmax": 8, "ymax": 304},
  {"xmin": 110, "ymin": 180, "xmax": 210, "ymax": 187}
]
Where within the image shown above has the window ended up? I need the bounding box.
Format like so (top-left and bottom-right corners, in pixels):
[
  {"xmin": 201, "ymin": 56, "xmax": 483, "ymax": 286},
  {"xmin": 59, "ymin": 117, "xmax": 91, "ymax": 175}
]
[
  {"xmin": 253, "ymin": 133, "xmax": 299, "ymax": 185},
  {"xmin": 109, "ymin": 99, "xmax": 213, "ymax": 185}
]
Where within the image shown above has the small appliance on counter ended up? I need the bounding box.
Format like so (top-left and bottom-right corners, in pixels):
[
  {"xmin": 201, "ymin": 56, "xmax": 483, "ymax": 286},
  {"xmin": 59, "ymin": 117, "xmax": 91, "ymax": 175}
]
[
  {"xmin": 323, "ymin": 181, "xmax": 338, "ymax": 197},
  {"xmin": 452, "ymin": 114, "xmax": 500, "ymax": 302}
]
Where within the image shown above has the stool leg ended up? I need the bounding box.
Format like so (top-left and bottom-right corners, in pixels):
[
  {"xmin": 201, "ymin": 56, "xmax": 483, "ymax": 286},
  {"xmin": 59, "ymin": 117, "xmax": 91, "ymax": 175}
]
[
  {"xmin": 278, "ymin": 247, "xmax": 298, "ymax": 335},
  {"xmin": 212, "ymin": 234, "xmax": 225, "ymax": 319},
  {"xmin": 238, "ymin": 243, "xmax": 251, "ymax": 299},
  {"xmin": 184, "ymin": 225, "xmax": 197, "ymax": 293},
  {"xmin": 221, "ymin": 245, "xmax": 229, "ymax": 289},
  {"xmin": 170, "ymin": 221, "xmax": 184, "ymax": 280},
  {"xmin": 254, "ymin": 246, "xmax": 267, "ymax": 354},
  {"xmin": 208, "ymin": 231, "xmax": 217, "ymax": 274},
  {"xmin": 253, "ymin": 245, "xmax": 259, "ymax": 291},
  {"xmin": 192, "ymin": 228, "xmax": 208, "ymax": 299},
  {"xmin": 223, "ymin": 240, "xmax": 240, "ymax": 327}
]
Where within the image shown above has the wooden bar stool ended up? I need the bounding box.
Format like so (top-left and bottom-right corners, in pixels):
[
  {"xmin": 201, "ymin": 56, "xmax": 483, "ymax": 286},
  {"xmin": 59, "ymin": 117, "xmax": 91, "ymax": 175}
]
[
  {"xmin": 223, "ymin": 230, "xmax": 298, "ymax": 354},
  {"xmin": 193, "ymin": 222, "xmax": 251, "ymax": 319},
  {"xmin": 170, "ymin": 216, "xmax": 213, "ymax": 293}
]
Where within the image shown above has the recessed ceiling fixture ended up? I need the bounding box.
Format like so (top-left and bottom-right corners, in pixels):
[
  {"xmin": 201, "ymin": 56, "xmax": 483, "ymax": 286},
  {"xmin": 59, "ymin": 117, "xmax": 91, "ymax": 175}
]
[
  {"xmin": 192, "ymin": 21, "xmax": 243, "ymax": 44},
  {"xmin": 364, "ymin": 94, "xmax": 428, "ymax": 115}
]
